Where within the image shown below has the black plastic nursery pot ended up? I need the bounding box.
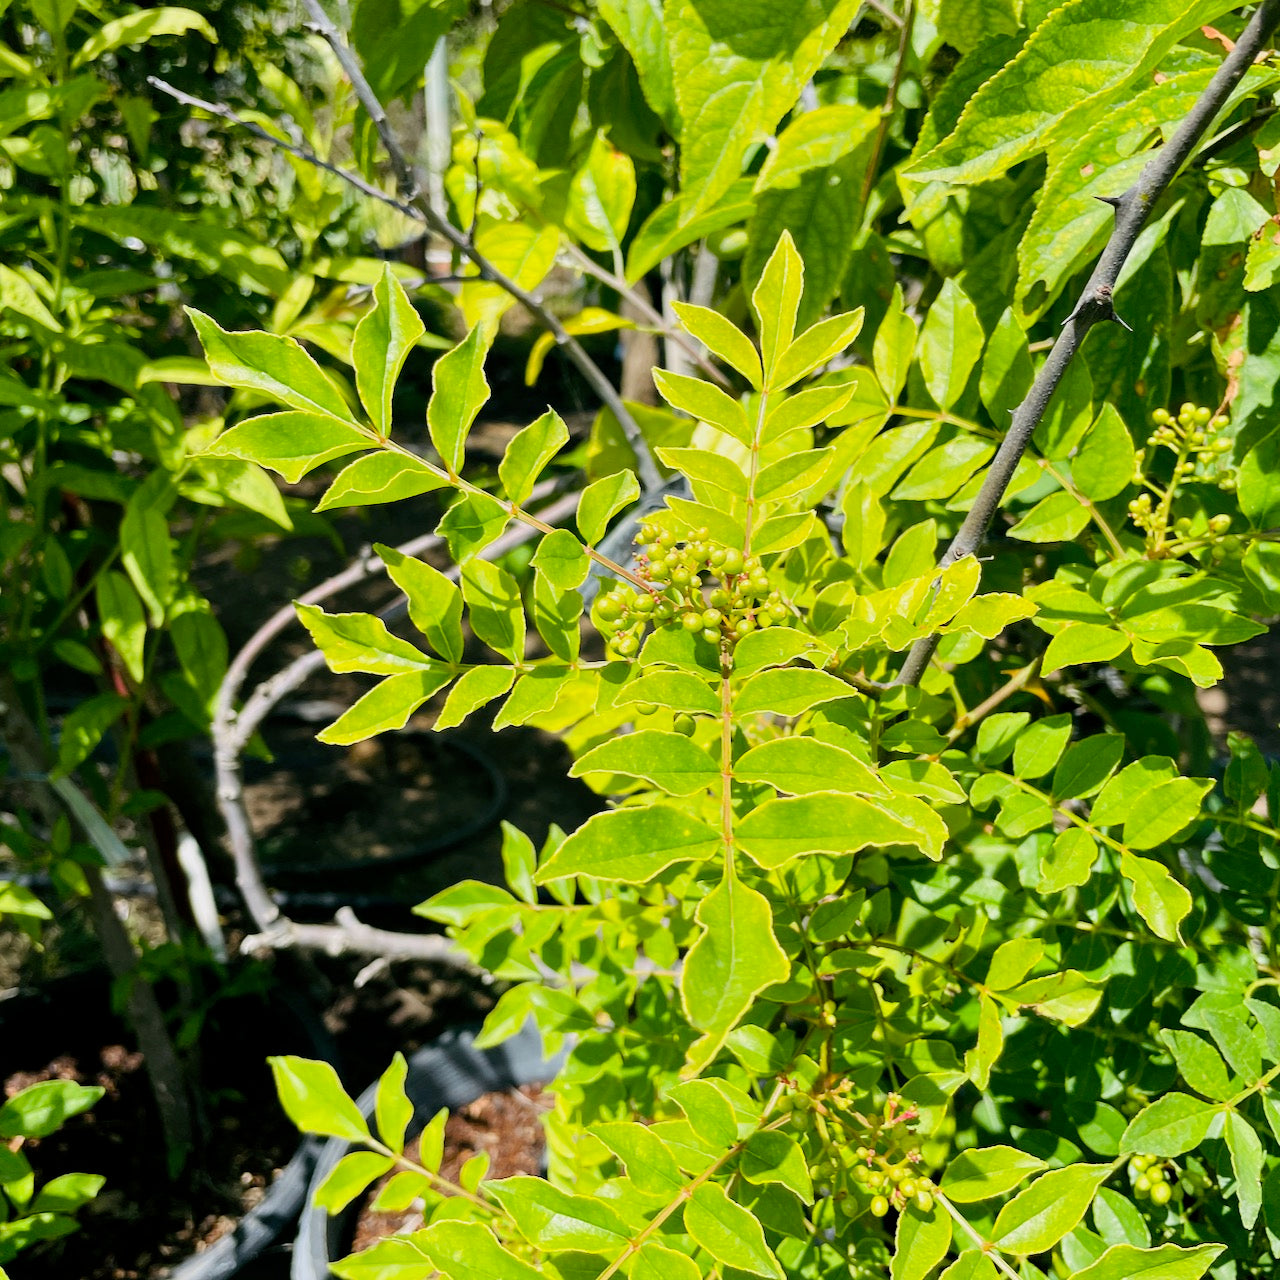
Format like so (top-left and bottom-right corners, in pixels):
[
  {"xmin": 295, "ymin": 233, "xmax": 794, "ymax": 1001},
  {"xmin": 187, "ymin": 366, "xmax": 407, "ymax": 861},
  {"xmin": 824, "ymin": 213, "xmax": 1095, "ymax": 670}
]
[
  {"xmin": 292, "ymin": 1024, "xmax": 561, "ymax": 1280},
  {"xmin": 0, "ymin": 971, "xmax": 335, "ymax": 1280}
]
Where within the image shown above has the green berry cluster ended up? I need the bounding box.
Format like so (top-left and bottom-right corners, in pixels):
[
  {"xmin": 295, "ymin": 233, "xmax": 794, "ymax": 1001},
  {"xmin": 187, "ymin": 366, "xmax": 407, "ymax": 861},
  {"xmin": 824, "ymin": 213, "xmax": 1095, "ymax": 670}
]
[
  {"xmin": 592, "ymin": 524, "xmax": 789, "ymax": 660},
  {"xmin": 1128, "ymin": 1153, "xmax": 1174, "ymax": 1207},
  {"xmin": 781, "ymin": 1084, "xmax": 934, "ymax": 1224},
  {"xmin": 1127, "ymin": 403, "xmax": 1239, "ymax": 557}
]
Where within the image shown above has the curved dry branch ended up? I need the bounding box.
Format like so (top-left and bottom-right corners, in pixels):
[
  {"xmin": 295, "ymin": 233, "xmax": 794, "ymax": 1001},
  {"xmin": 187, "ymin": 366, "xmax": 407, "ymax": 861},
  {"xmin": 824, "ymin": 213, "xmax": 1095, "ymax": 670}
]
[
  {"xmin": 211, "ymin": 484, "xmax": 579, "ymax": 963},
  {"xmin": 895, "ymin": 0, "xmax": 1280, "ymax": 687}
]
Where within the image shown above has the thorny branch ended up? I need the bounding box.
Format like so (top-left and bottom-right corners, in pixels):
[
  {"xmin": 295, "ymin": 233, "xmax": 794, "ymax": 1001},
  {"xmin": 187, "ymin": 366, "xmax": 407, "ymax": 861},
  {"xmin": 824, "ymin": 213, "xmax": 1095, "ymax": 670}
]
[{"xmin": 895, "ymin": 0, "xmax": 1280, "ymax": 687}]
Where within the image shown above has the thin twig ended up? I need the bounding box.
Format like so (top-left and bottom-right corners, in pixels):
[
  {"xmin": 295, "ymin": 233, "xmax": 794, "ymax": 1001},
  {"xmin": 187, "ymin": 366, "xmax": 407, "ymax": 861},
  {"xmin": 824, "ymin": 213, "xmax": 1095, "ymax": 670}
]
[
  {"xmin": 861, "ymin": 0, "xmax": 916, "ymax": 206},
  {"xmin": 560, "ymin": 240, "xmax": 732, "ymax": 388},
  {"xmin": 944, "ymin": 657, "xmax": 1042, "ymax": 746},
  {"xmin": 150, "ymin": 68, "xmax": 661, "ymax": 491},
  {"xmin": 895, "ymin": 0, "xmax": 1280, "ymax": 687},
  {"xmin": 297, "ymin": 0, "xmax": 663, "ymax": 492}
]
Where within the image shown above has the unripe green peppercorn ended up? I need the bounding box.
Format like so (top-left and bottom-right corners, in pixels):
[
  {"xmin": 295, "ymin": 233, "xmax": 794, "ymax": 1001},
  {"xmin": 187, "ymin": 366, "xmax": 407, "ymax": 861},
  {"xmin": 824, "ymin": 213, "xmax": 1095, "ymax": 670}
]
[{"xmin": 870, "ymin": 1195, "xmax": 889, "ymax": 1217}]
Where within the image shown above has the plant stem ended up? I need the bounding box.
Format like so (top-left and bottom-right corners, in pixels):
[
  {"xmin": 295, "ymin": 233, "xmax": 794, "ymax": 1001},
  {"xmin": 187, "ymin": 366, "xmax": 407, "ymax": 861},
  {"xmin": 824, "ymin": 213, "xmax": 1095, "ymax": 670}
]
[
  {"xmin": 935, "ymin": 1192, "xmax": 1022, "ymax": 1280},
  {"xmin": 895, "ymin": 0, "xmax": 1280, "ymax": 687},
  {"xmin": 944, "ymin": 657, "xmax": 1042, "ymax": 746},
  {"xmin": 862, "ymin": 0, "xmax": 916, "ymax": 206}
]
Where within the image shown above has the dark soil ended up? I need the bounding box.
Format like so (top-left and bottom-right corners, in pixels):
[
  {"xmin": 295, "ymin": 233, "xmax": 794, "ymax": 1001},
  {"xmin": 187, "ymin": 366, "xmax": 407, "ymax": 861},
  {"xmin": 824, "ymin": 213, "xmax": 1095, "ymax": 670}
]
[
  {"xmin": 350, "ymin": 1083, "xmax": 551, "ymax": 1254},
  {"xmin": 0, "ymin": 957, "xmax": 503, "ymax": 1280}
]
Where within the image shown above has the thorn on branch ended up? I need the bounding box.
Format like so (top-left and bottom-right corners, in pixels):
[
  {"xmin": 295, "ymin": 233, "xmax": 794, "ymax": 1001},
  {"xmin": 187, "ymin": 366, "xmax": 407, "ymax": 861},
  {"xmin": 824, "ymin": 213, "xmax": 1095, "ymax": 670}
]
[
  {"xmin": 1063, "ymin": 282, "xmax": 1131, "ymax": 331},
  {"xmin": 1094, "ymin": 193, "xmax": 1124, "ymax": 211}
]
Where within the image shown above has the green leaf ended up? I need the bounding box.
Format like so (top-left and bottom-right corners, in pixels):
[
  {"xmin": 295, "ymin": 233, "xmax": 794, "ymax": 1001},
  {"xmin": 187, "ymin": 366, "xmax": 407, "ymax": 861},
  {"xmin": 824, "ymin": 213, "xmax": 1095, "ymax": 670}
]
[
  {"xmin": 486, "ymin": 1176, "xmax": 629, "ymax": 1252},
  {"xmin": 907, "ymin": 0, "xmax": 1238, "ymax": 187},
  {"xmin": 53, "ymin": 693, "xmax": 128, "ymax": 779},
  {"xmin": 1240, "ymin": 429, "xmax": 1280, "ymax": 528},
  {"xmin": 295, "ymin": 604, "xmax": 434, "ymax": 675},
  {"xmin": 578, "ymin": 469, "xmax": 640, "ymax": 544},
  {"xmin": 617, "ymin": 670, "xmax": 719, "ymax": 715},
  {"xmin": 1040, "ymin": 828, "xmax": 1098, "ymax": 893},
  {"xmin": 565, "ymin": 131, "xmax": 636, "ymax": 255},
  {"xmin": 1119, "ymin": 1093, "xmax": 1217, "ymax": 1157},
  {"xmin": 653, "ymin": 369, "xmax": 752, "ymax": 445},
  {"xmin": 666, "ymin": 1080, "xmax": 738, "ymax": 1147},
  {"xmin": 352, "ymin": 265, "xmax": 425, "ymax": 435},
  {"xmin": 0, "ymin": 1081, "xmax": 101, "ymax": 1140},
  {"xmin": 1185, "ymin": 992, "xmax": 1265, "ymax": 1082},
  {"xmin": 633, "ymin": 1243, "xmax": 701, "ymax": 1280},
  {"xmin": 531, "ymin": 528, "xmax": 590, "ymax": 594},
  {"xmin": 756, "ymin": 103, "xmax": 878, "ymax": 193},
  {"xmin": 671, "ymin": 301, "xmax": 763, "ymax": 389},
  {"xmin": 684, "ymin": 1181, "xmax": 784, "ymax": 1279},
  {"xmin": 73, "ymin": 6, "xmax": 215, "ymax": 66},
  {"xmin": 268, "ymin": 1057, "xmax": 369, "ymax": 1142},
  {"xmin": 965, "ymin": 994, "xmax": 1003, "ymax": 1089},
  {"xmin": 188, "ymin": 310, "xmax": 355, "ymax": 422},
  {"xmin": 752, "ymin": 232, "xmax": 805, "ymax": 385},
  {"xmin": 500, "ymin": 410, "xmax": 569, "ymax": 506},
  {"xmin": 682, "ymin": 862, "xmax": 790, "ymax": 1072},
  {"xmin": 329, "ymin": 1236, "xmax": 433, "ymax": 1280},
  {"xmin": 376, "ymin": 545, "xmax": 464, "ymax": 664},
  {"xmin": 461, "ymin": 559, "xmax": 525, "ymax": 663},
  {"xmin": 427, "ymin": 327, "xmax": 491, "ymax": 475},
  {"xmin": 433, "ymin": 666, "xmax": 516, "ymax": 730},
  {"xmin": 317, "ymin": 670, "xmax": 452, "ymax": 745},
  {"xmin": 740, "ymin": 1131, "xmax": 813, "ymax": 1204},
  {"xmin": 736, "ymin": 793, "xmax": 943, "ymax": 868},
  {"xmin": 95, "ymin": 571, "xmax": 146, "ymax": 683},
  {"xmin": 1051, "ymin": 735, "xmax": 1125, "ymax": 801},
  {"xmin": 1072, "ymin": 1244, "xmax": 1224, "ymax": 1280},
  {"xmin": 1008, "ymin": 490, "xmax": 1091, "ymax": 542},
  {"xmin": 940, "ymin": 1256, "xmax": 997, "ymax": 1280},
  {"xmin": 734, "ymin": 737, "xmax": 885, "ymax": 797},
  {"xmin": 989, "ymin": 1164, "xmax": 1111, "ymax": 1256},
  {"xmin": 460, "ymin": 222, "xmax": 560, "ymax": 336},
  {"xmin": 942, "ymin": 1147, "xmax": 1047, "ymax": 1203},
  {"xmin": 625, "ymin": 180, "xmax": 757, "ymax": 283},
  {"xmin": 1090, "ymin": 756, "xmax": 1179, "ymax": 826},
  {"xmin": 1158, "ymin": 1031, "xmax": 1234, "ymax": 1103},
  {"xmin": 1119, "ymin": 852, "xmax": 1191, "ymax": 942},
  {"xmin": 1121, "ymin": 777, "xmax": 1212, "ymax": 850},
  {"xmin": 598, "ymin": 0, "xmax": 676, "ymax": 127},
  {"xmin": 571, "ymin": 731, "xmax": 720, "ymax": 795},
  {"xmin": 1015, "ymin": 69, "xmax": 1219, "ymax": 321},
  {"xmin": 375, "ymin": 1053, "xmax": 413, "ymax": 1155},
  {"xmin": 203, "ymin": 413, "xmax": 370, "ymax": 483},
  {"xmin": 314, "ymin": 1151, "xmax": 395, "ymax": 1214},
  {"xmin": 533, "ymin": 806, "xmax": 721, "ymax": 883},
  {"xmin": 1012, "ymin": 713, "xmax": 1072, "ymax": 780},
  {"xmin": 1225, "ymin": 1111, "xmax": 1263, "ymax": 1229},
  {"xmin": 919, "ymin": 279, "xmax": 982, "ymax": 411},
  {"xmin": 120, "ymin": 495, "xmax": 171, "ymax": 627},
  {"xmin": 594, "ymin": 1122, "xmax": 684, "ymax": 1197},
  {"xmin": 986, "ymin": 938, "xmax": 1045, "ymax": 991},
  {"xmin": 30, "ymin": 1172, "xmax": 104, "ymax": 1215},
  {"xmin": 1041, "ymin": 623, "xmax": 1129, "ymax": 673},
  {"xmin": 414, "ymin": 1220, "xmax": 544, "ymax": 1280},
  {"xmin": 436, "ymin": 490, "xmax": 511, "ymax": 563},
  {"xmin": 733, "ymin": 668, "xmax": 852, "ymax": 717},
  {"xmin": 669, "ymin": 0, "xmax": 860, "ymax": 220},
  {"xmin": 1073, "ymin": 405, "xmax": 1136, "ymax": 502},
  {"xmin": 891, "ymin": 1201, "xmax": 952, "ymax": 1280}
]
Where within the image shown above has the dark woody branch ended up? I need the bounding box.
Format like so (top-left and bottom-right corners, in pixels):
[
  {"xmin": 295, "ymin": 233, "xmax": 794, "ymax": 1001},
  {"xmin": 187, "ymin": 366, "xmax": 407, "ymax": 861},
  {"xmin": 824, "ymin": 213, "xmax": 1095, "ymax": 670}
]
[{"xmin": 895, "ymin": 0, "xmax": 1280, "ymax": 688}]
